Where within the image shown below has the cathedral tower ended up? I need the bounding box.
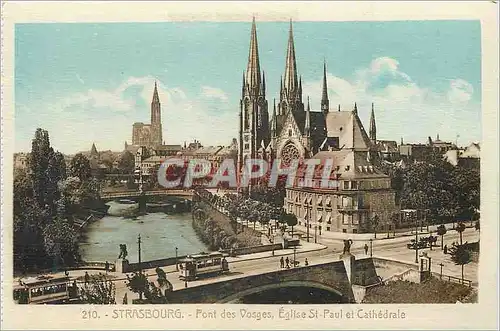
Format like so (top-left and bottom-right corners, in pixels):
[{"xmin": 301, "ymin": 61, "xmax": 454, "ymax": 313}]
[
  {"xmin": 238, "ymin": 18, "xmax": 269, "ymax": 172},
  {"xmin": 278, "ymin": 20, "xmax": 304, "ymax": 115},
  {"xmin": 151, "ymin": 81, "xmax": 162, "ymax": 146}
]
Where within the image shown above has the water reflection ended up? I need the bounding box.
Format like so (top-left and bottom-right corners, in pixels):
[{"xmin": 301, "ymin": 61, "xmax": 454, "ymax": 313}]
[{"xmin": 80, "ymin": 201, "xmax": 207, "ymax": 263}]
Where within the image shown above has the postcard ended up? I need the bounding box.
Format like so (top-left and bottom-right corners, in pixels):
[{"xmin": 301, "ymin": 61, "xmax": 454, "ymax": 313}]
[{"xmin": 1, "ymin": 1, "xmax": 498, "ymax": 330}]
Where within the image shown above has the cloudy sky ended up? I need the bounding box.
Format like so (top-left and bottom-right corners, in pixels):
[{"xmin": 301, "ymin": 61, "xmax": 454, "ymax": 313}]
[{"xmin": 15, "ymin": 20, "xmax": 481, "ymax": 154}]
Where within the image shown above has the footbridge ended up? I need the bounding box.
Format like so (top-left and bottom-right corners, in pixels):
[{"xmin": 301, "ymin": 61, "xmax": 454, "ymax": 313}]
[{"xmin": 100, "ymin": 189, "xmax": 193, "ymax": 201}]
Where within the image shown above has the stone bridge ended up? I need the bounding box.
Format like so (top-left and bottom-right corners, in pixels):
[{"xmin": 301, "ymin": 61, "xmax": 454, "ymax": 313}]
[
  {"xmin": 167, "ymin": 255, "xmax": 391, "ymax": 304},
  {"xmin": 100, "ymin": 189, "xmax": 193, "ymax": 201}
]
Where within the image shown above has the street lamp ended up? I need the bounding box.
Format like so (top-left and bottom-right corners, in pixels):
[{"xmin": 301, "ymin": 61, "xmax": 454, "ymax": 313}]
[
  {"xmin": 306, "ymin": 209, "xmax": 310, "ymax": 243},
  {"xmin": 369, "ymin": 238, "xmax": 373, "ymax": 257},
  {"xmin": 414, "ymin": 213, "xmax": 419, "ymax": 264},
  {"xmin": 314, "ymin": 225, "xmax": 317, "ymax": 243},
  {"xmin": 175, "ymin": 247, "xmax": 179, "ymax": 271},
  {"xmin": 293, "ymin": 246, "xmax": 297, "ymax": 267},
  {"xmin": 438, "ymin": 263, "xmax": 444, "ymax": 279}
]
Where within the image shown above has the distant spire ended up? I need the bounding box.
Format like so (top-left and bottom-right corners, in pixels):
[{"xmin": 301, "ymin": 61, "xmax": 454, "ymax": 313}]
[
  {"xmin": 353, "ymin": 102, "xmax": 358, "ymax": 114},
  {"xmin": 245, "ymin": 16, "xmax": 261, "ymax": 95},
  {"xmin": 400, "ymin": 137, "xmax": 404, "ymax": 145},
  {"xmin": 369, "ymin": 103, "xmax": 377, "ymax": 143},
  {"xmin": 321, "ymin": 60, "xmax": 329, "ymax": 113},
  {"xmin": 271, "ymin": 99, "xmax": 277, "ymax": 136},
  {"xmin": 338, "ymin": 104, "xmax": 341, "ymax": 112},
  {"xmin": 152, "ymin": 80, "xmax": 160, "ymax": 104},
  {"xmin": 304, "ymin": 96, "xmax": 311, "ymax": 136},
  {"xmin": 437, "ymin": 133, "xmax": 440, "ymax": 141},
  {"xmin": 90, "ymin": 142, "xmax": 98, "ymax": 155},
  {"xmin": 284, "ymin": 19, "xmax": 298, "ymax": 93}
]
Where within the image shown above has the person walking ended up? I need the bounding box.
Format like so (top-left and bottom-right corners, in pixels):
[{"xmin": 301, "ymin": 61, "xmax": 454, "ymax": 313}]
[
  {"xmin": 305, "ymin": 258, "xmax": 309, "ymax": 266},
  {"xmin": 285, "ymin": 257, "xmax": 290, "ymax": 269},
  {"xmin": 364, "ymin": 243, "xmax": 369, "ymax": 255},
  {"xmin": 280, "ymin": 257, "xmax": 284, "ymax": 269},
  {"xmin": 444, "ymin": 244, "xmax": 448, "ymax": 254}
]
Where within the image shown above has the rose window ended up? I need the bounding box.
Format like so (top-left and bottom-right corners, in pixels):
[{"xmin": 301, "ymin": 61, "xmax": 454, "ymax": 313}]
[{"xmin": 281, "ymin": 143, "xmax": 300, "ymax": 166}]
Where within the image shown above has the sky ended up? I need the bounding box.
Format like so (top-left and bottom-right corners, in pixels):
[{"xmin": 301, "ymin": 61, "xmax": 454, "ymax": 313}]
[{"xmin": 15, "ymin": 20, "xmax": 481, "ymax": 154}]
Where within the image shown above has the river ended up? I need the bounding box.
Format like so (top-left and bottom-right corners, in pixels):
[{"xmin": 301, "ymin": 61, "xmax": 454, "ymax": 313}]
[{"xmin": 79, "ymin": 201, "xmax": 208, "ymax": 263}]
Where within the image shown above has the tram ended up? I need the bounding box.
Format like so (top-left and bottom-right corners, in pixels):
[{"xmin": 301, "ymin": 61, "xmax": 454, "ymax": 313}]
[
  {"xmin": 178, "ymin": 252, "xmax": 229, "ymax": 281},
  {"xmin": 14, "ymin": 275, "xmax": 73, "ymax": 304}
]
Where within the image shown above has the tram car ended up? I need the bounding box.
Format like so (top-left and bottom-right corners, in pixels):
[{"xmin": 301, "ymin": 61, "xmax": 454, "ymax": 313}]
[
  {"xmin": 14, "ymin": 275, "xmax": 72, "ymax": 304},
  {"xmin": 178, "ymin": 252, "xmax": 229, "ymax": 281}
]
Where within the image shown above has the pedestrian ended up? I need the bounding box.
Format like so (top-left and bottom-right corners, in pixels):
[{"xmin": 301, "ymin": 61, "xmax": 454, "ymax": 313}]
[
  {"xmin": 84, "ymin": 271, "xmax": 90, "ymax": 285},
  {"xmin": 64, "ymin": 270, "xmax": 69, "ymax": 277},
  {"xmin": 364, "ymin": 243, "xmax": 369, "ymax": 255},
  {"xmin": 285, "ymin": 257, "xmax": 290, "ymax": 269},
  {"xmin": 305, "ymin": 258, "xmax": 309, "ymax": 266},
  {"xmin": 122, "ymin": 293, "xmax": 128, "ymax": 304},
  {"xmin": 444, "ymin": 244, "xmax": 448, "ymax": 254},
  {"xmin": 280, "ymin": 257, "xmax": 284, "ymax": 268}
]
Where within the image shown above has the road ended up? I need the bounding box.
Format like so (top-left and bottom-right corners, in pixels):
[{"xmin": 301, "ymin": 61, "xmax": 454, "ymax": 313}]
[{"xmin": 112, "ymin": 227, "xmax": 479, "ymax": 303}]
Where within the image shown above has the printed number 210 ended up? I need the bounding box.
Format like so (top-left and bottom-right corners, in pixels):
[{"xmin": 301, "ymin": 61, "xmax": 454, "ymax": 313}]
[{"xmin": 82, "ymin": 310, "xmax": 99, "ymax": 319}]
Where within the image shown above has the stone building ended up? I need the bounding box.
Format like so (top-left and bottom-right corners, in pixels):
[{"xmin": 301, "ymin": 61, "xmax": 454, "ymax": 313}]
[
  {"xmin": 237, "ymin": 18, "xmax": 399, "ymax": 233},
  {"xmin": 129, "ymin": 81, "xmax": 163, "ymax": 148}
]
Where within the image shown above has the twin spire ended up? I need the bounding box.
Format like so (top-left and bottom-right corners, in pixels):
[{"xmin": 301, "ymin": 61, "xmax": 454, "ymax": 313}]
[
  {"xmin": 245, "ymin": 17, "xmax": 262, "ymax": 94},
  {"xmin": 284, "ymin": 19, "xmax": 299, "ymax": 93}
]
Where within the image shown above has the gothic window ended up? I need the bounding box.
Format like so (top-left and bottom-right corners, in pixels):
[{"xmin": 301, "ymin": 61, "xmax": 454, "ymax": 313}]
[
  {"xmin": 281, "ymin": 143, "xmax": 300, "ymax": 166},
  {"xmin": 288, "ymin": 129, "xmax": 292, "ymax": 137}
]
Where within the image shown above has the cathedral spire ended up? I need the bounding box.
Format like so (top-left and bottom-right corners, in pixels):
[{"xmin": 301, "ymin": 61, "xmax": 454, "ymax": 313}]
[
  {"xmin": 321, "ymin": 60, "xmax": 329, "ymax": 114},
  {"xmin": 304, "ymin": 96, "xmax": 311, "ymax": 136},
  {"xmin": 152, "ymin": 81, "xmax": 160, "ymax": 104},
  {"xmin": 271, "ymin": 99, "xmax": 277, "ymax": 136},
  {"xmin": 245, "ymin": 16, "xmax": 261, "ymax": 95},
  {"xmin": 369, "ymin": 102, "xmax": 377, "ymax": 143},
  {"xmin": 284, "ymin": 19, "xmax": 298, "ymax": 93}
]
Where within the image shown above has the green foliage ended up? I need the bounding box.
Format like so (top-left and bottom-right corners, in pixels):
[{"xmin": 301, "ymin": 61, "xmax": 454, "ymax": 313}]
[
  {"xmin": 43, "ymin": 218, "xmax": 81, "ymax": 266},
  {"xmin": 118, "ymin": 151, "xmax": 135, "ymax": 174},
  {"xmin": 436, "ymin": 224, "xmax": 447, "ymax": 249},
  {"xmin": 126, "ymin": 271, "xmax": 170, "ymax": 304},
  {"xmin": 448, "ymin": 243, "xmax": 473, "ymax": 281},
  {"xmin": 79, "ymin": 273, "xmax": 116, "ymax": 304},
  {"xmin": 70, "ymin": 153, "xmax": 91, "ymax": 182}
]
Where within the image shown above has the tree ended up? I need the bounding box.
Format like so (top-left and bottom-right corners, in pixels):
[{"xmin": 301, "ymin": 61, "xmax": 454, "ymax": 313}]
[
  {"xmin": 369, "ymin": 215, "xmax": 380, "ymax": 238},
  {"xmin": 284, "ymin": 212, "xmax": 298, "ymax": 237},
  {"xmin": 42, "ymin": 218, "xmax": 80, "ymax": 268},
  {"xmin": 70, "ymin": 153, "xmax": 92, "ymax": 182},
  {"xmin": 455, "ymin": 222, "xmax": 466, "ymax": 245},
  {"xmin": 79, "ymin": 273, "xmax": 116, "ymax": 304},
  {"xmin": 436, "ymin": 224, "xmax": 447, "ymax": 250},
  {"xmin": 118, "ymin": 151, "xmax": 135, "ymax": 174},
  {"xmin": 449, "ymin": 244, "xmax": 472, "ymax": 283},
  {"xmin": 126, "ymin": 272, "xmax": 148, "ymax": 301},
  {"xmin": 428, "ymin": 234, "xmax": 438, "ymax": 250}
]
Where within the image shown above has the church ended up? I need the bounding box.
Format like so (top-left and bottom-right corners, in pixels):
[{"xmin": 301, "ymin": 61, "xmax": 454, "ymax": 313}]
[{"xmin": 238, "ymin": 19, "xmax": 399, "ymax": 234}]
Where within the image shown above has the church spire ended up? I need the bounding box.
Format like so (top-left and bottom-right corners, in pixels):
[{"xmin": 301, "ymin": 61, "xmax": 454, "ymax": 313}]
[
  {"xmin": 271, "ymin": 99, "xmax": 277, "ymax": 137},
  {"xmin": 321, "ymin": 60, "xmax": 329, "ymax": 114},
  {"xmin": 369, "ymin": 102, "xmax": 377, "ymax": 143},
  {"xmin": 284, "ymin": 19, "xmax": 298, "ymax": 93},
  {"xmin": 353, "ymin": 102, "xmax": 358, "ymax": 115},
  {"xmin": 245, "ymin": 16, "xmax": 261, "ymax": 95},
  {"xmin": 304, "ymin": 96, "xmax": 311, "ymax": 136},
  {"xmin": 152, "ymin": 81, "xmax": 160, "ymax": 104}
]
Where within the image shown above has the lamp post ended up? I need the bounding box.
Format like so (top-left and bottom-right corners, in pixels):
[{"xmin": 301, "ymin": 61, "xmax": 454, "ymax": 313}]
[
  {"xmin": 175, "ymin": 247, "xmax": 179, "ymax": 271},
  {"xmin": 369, "ymin": 238, "xmax": 373, "ymax": 257},
  {"xmin": 414, "ymin": 213, "xmax": 419, "ymax": 264},
  {"xmin": 293, "ymin": 246, "xmax": 297, "ymax": 268},
  {"xmin": 306, "ymin": 209, "xmax": 310, "ymax": 243},
  {"xmin": 314, "ymin": 225, "xmax": 317, "ymax": 243},
  {"xmin": 439, "ymin": 263, "xmax": 444, "ymax": 279}
]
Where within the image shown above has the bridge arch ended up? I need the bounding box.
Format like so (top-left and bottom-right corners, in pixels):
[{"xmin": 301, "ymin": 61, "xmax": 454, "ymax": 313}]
[{"xmin": 216, "ymin": 280, "xmax": 346, "ymax": 303}]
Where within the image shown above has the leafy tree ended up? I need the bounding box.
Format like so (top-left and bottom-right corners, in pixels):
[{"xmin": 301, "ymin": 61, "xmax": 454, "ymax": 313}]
[
  {"xmin": 449, "ymin": 244, "xmax": 472, "ymax": 283},
  {"xmin": 79, "ymin": 273, "xmax": 116, "ymax": 304},
  {"xmin": 42, "ymin": 218, "xmax": 80, "ymax": 267},
  {"xmin": 126, "ymin": 272, "xmax": 148, "ymax": 301},
  {"xmin": 455, "ymin": 222, "xmax": 466, "ymax": 245},
  {"xmin": 436, "ymin": 224, "xmax": 447, "ymax": 250},
  {"xmin": 118, "ymin": 151, "xmax": 135, "ymax": 174},
  {"xmin": 70, "ymin": 153, "xmax": 92, "ymax": 182},
  {"xmin": 284, "ymin": 212, "xmax": 298, "ymax": 237}
]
